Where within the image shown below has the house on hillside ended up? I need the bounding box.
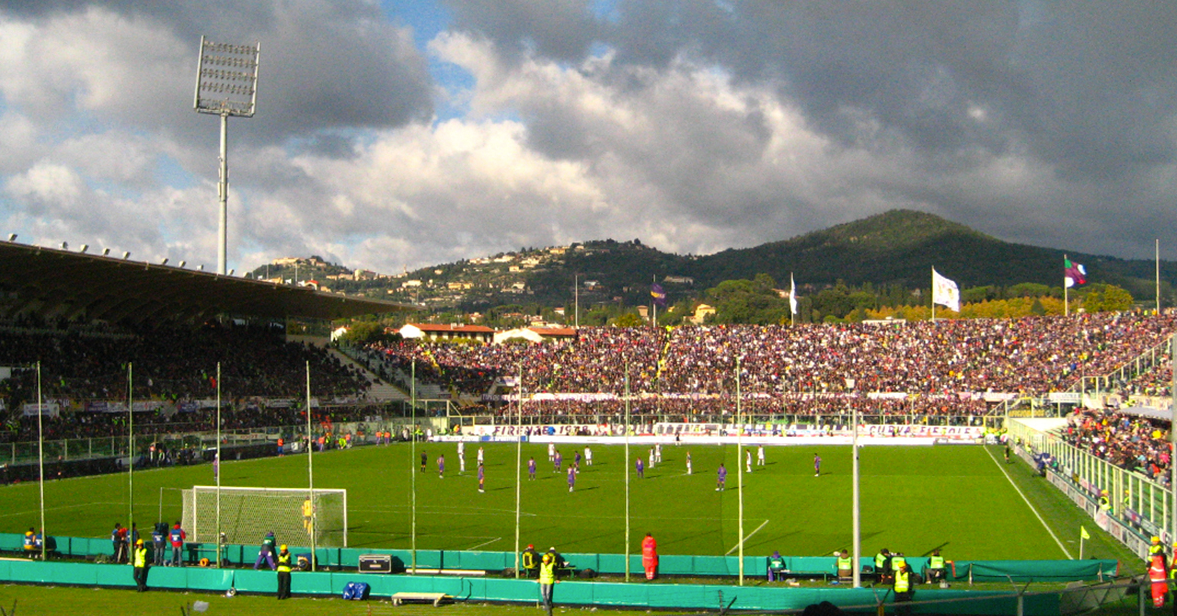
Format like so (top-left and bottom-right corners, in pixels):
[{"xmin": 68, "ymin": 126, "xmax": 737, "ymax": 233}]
[
  {"xmin": 494, "ymin": 326, "xmax": 578, "ymax": 344},
  {"xmin": 398, "ymin": 323, "xmax": 496, "ymax": 344},
  {"xmin": 687, "ymin": 304, "xmax": 716, "ymax": 325}
]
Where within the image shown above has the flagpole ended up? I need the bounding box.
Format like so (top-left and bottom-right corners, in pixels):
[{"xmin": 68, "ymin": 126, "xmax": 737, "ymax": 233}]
[
  {"xmin": 930, "ymin": 267, "xmax": 936, "ymax": 322},
  {"xmin": 127, "ymin": 362, "xmax": 134, "ymax": 554},
  {"xmin": 306, "ymin": 361, "xmax": 317, "ymax": 572},
  {"xmin": 1064, "ymin": 255, "xmax": 1069, "ymax": 317},
  {"xmin": 736, "ymin": 357, "xmax": 744, "ymax": 586},
  {"xmin": 37, "ymin": 362, "xmax": 45, "ymax": 560},
  {"xmin": 410, "ymin": 360, "xmax": 417, "ymax": 574},
  {"xmin": 652, "ymin": 275, "xmax": 657, "ymax": 325},
  {"xmin": 624, "ymin": 359, "xmax": 631, "ymax": 582},
  {"xmin": 215, "ymin": 362, "xmax": 222, "ymax": 568},
  {"xmin": 513, "ymin": 363, "xmax": 522, "ymax": 579}
]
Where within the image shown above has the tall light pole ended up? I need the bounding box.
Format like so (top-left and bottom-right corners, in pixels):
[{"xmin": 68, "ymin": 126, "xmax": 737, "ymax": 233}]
[{"xmin": 193, "ymin": 37, "xmax": 260, "ymax": 275}]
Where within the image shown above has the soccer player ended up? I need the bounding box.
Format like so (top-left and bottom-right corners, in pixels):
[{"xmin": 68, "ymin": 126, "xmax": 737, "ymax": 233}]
[
  {"xmin": 686, "ymin": 451, "xmax": 692, "ymax": 475},
  {"xmin": 814, "ymin": 453, "xmax": 821, "ymax": 477},
  {"xmin": 585, "ymin": 446, "xmax": 593, "ymax": 466},
  {"xmin": 648, "ymin": 447, "xmax": 655, "ymax": 469},
  {"xmin": 567, "ymin": 465, "xmax": 576, "ymax": 492},
  {"xmin": 717, "ymin": 463, "xmax": 727, "ymax": 491},
  {"xmin": 528, "ymin": 456, "xmax": 537, "ymax": 480},
  {"xmin": 655, "ymin": 443, "xmax": 662, "ymax": 464},
  {"xmin": 574, "ymin": 450, "xmax": 582, "ymax": 468},
  {"xmin": 458, "ymin": 440, "xmax": 466, "ymax": 473},
  {"xmin": 746, "ymin": 449, "xmax": 752, "ymax": 473},
  {"xmin": 757, "ymin": 445, "xmax": 765, "ymax": 466},
  {"xmin": 477, "ymin": 446, "xmax": 485, "ymax": 466},
  {"xmin": 303, "ymin": 497, "xmax": 314, "ymax": 534},
  {"xmin": 554, "ymin": 450, "xmax": 562, "ymax": 473},
  {"xmin": 548, "ymin": 442, "xmax": 555, "ymax": 462},
  {"xmin": 478, "ymin": 462, "xmax": 485, "ymax": 493},
  {"xmin": 438, "ymin": 454, "xmax": 445, "ymax": 478},
  {"xmin": 636, "ymin": 457, "xmax": 645, "ymax": 479},
  {"xmin": 421, "ymin": 451, "xmax": 427, "ymax": 472}
]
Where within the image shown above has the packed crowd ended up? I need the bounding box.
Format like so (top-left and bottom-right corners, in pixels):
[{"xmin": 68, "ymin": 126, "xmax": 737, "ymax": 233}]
[
  {"xmin": 0, "ymin": 320, "xmax": 380, "ymax": 442},
  {"xmin": 510, "ymin": 395, "xmax": 991, "ymax": 420},
  {"xmin": 1059, "ymin": 407, "xmax": 1172, "ymax": 480},
  {"xmin": 368, "ymin": 312, "xmax": 1177, "ymax": 414}
]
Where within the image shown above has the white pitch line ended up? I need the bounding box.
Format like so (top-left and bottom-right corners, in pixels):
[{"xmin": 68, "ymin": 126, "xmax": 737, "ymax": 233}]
[
  {"xmin": 467, "ymin": 536, "xmax": 502, "ymax": 550},
  {"xmin": 984, "ymin": 445, "xmax": 1073, "ymax": 560},
  {"xmin": 726, "ymin": 519, "xmax": 770, "ymax": 555}
]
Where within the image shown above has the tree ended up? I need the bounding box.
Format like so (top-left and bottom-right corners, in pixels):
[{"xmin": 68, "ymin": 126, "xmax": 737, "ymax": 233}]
[{"xmin": 612, "ymin": 312, "xmax": 644, "ymax": 327}]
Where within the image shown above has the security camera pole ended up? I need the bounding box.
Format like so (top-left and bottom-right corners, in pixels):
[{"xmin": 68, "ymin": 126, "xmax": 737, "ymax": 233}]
[{"xmin": 193, "ymin": 36, "xmax": 260, "ymax": 275}]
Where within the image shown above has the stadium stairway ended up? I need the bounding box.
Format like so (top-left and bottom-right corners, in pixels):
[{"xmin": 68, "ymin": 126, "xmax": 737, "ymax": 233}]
[{"xmin": 327, "ymin": 349, "xmax": 409, "ymax": 403}]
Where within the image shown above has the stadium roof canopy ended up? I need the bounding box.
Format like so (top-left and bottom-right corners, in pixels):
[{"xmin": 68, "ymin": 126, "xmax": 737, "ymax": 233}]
[{"xmin": 0, "ymin": 240, "xmax": 414, "ymax": 324}]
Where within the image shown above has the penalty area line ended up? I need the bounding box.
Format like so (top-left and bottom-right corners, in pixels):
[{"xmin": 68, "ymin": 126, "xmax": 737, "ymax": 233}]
[
  {"xmin": 984, "ymin": 445, "xmax": 1073, "ymax": 560},
  {"xmin": 726, "ymin": 519, "xmax": 770, "ymax": 555}
]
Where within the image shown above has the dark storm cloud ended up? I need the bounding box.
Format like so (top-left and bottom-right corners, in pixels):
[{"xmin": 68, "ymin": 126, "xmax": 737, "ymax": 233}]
[
  {"xmin": 444, "ymin": 0, "xmax": 600, "ymax": 63},
  {"xmin": 2, "ymin": 0, "xmax": 434, "ymax": 146},
  {"xmin": 441, "ymin": 0, "xmax": 1177, "ymax": 259}
]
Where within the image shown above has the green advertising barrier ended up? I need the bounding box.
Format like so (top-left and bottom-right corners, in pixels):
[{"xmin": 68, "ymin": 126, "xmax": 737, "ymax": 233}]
[
  {"xmin": 0, "ymin": 532, "xmax": 1117, "ymax": 585},
  {"xmin": 0, "ymin": 559, "xmax": 1064, "ymax": 614}
]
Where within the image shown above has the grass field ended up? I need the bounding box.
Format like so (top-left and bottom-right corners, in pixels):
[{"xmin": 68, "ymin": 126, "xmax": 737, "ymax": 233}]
[{"xmin": 0, "ymin": 441, "xmax": 1136, "ymax": 565}]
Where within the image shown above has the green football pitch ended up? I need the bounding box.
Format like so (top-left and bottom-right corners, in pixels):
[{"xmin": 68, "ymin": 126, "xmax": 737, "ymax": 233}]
[{"xmin": 0, "ymin": 442, "xmax": 1131, "ymax": 562}]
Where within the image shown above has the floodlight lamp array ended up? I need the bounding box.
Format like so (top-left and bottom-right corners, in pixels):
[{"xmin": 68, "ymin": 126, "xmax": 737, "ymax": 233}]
[{"xmin": 193, "ymin": 37, "xmax": 260, "ymax": 117}]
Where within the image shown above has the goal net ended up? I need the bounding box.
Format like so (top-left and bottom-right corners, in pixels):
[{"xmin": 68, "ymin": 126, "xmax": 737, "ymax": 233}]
[{"xmin": 182, "ymin": 486, "xmax": 347, "ymax": 547}]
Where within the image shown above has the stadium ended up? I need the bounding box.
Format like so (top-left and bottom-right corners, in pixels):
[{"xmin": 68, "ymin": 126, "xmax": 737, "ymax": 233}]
[{"xmin": 0, "ymin": 237, "xmax": 1170, "ymax": 615}]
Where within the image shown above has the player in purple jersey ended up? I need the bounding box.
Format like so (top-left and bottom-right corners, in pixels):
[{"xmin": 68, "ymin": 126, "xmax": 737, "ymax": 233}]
[
  {"xmin": 717, "ymin": 463, "xmax": 727, "ymax": 491},
  {"xmin": 814, "ymin": 453, "xmax": 821, "ymax": 477},
  {"xmin": 478, "ymin": 462, "xmax": 485, "ymax": 493},
  {"xmin": 567, "ymin": 465, "xmax": 575, "ymax": 492},
  {"xmin": 528, "ymin": 456, "xmax": 537, "ymax": 480},
  {"xmin": 554, "ymin": 450, "xmax": 562, "ymax": 473},
  {"xmin": 636, "ymin": 457, "xmax": 645, "ymax": 479},
  {"xmin": 438, "ymin": 454, "xmax": 445, "ymax": 478}
]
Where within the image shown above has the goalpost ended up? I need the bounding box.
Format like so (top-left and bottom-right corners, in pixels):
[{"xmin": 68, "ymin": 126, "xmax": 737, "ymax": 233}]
[{"xmin": 182, "ymin": 486, "xmax": 347, "ymax": 547}]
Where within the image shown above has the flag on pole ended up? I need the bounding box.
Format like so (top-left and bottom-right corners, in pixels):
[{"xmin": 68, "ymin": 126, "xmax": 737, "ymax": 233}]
[
  {"xmin": 789, "ymin": 273, "xmax": 798, "ymax": 315},
  {"xmin": 1064, "ymin": 258, "xmax": 1087, "ymax": 288},
  {"xmin": 1080, "ymin": 526, "xmax": 1090, "ymax": 540},
  {"xmin": 650, "ymin": 282, "xmax": 668, "ymax": 307},
  {"xmin": 932, "ymin": 268, "xmax": 960, "ymax": 312}
]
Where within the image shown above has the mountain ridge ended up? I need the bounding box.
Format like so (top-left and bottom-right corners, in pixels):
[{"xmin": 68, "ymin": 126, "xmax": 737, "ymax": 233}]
[{"xmin": 253, "ymin": 209, "xmax": 1176, "ymax": 311}]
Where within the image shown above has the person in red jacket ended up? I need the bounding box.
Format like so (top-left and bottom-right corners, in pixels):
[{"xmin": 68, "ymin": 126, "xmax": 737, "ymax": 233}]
[
  {"xmin": 1150, "ymin": 552, "xmax": 1169, "ymax": 607},
  {"xmin": 642, "ymin": 533, "xmax": 658, "ymax": 580}
]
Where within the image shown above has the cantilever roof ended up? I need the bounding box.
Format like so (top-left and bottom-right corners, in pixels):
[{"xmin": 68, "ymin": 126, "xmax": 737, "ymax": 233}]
[{"xmin": 0, "ymin": 241, "xmax": 414, "ymax": 324}]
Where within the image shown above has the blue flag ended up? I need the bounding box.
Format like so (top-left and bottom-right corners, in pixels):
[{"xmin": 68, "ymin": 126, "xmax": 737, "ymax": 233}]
[{"xmin": 651, "ymin": 283, "xmax": 668, "ymax": 307}]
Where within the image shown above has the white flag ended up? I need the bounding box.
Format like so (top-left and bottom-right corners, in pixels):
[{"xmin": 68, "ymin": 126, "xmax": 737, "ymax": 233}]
[
  {"xmin": 932, "ymin": 268, "xmax": 960, "ymax": 312},
  {"xmin": 789, "ymin": 273, "xmax": 798, "ymax": 315}
]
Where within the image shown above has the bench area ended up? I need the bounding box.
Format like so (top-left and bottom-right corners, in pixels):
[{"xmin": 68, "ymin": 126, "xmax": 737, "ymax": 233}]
[{"xmin": 391, "ymin": 592, "xmax": 452, "ymax": 606}]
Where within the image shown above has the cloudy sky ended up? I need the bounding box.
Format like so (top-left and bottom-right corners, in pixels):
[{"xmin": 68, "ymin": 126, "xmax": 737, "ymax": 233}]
[{"xmin": 3, "ymin": 1, "xmax": 1177, "ymax": 275}]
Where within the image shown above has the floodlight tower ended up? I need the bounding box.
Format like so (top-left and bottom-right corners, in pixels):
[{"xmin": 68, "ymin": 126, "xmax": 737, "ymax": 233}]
[{"xmin": 193, "ymin": 36, "xmax": 260, "ymax": 275}]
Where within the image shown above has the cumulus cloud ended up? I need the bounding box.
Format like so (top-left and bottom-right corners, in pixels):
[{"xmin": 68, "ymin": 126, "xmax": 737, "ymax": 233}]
[{"xmin": 4, "ymin": 0, "xmax": 1177, "ymax": 280}]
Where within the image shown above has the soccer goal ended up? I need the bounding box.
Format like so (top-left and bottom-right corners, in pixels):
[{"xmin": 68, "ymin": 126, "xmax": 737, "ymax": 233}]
[{"xmin": 182, "ymin": 486, "xmax": 347, "ymax": 547}]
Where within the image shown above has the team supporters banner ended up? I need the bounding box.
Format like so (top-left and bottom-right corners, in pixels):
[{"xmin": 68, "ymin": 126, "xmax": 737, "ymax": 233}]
[{"xmin": 458, "ymin": 422, "xmax": 983, "ymax": 440}]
